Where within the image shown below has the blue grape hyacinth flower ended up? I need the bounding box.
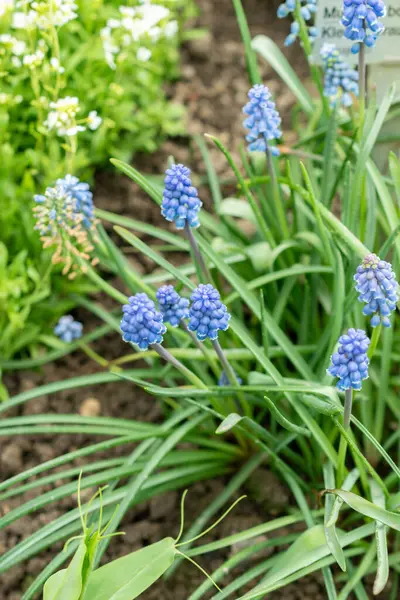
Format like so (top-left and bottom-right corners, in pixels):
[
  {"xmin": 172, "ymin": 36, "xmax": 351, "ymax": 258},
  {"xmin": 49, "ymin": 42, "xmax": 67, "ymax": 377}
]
[
  {"xmin": 33, "ymin": 175, "xmax": 98, "ymax": 278},
  {"xmin": 56, "ymin": 174, "xmax": 95, "ymax": 229},
  {"xmin": 342, "ymin": 0, "xmax": 386, "ymax": 54},
  {"xmin": 243, "ymin": 84, "xmax": 282, "ymax": 156},
  {"xmin": 54, "ymin": 315, "xmax": 83, "ymax": 343},
  {"xmin": 218, "ymin": 371, "xmax": 243, "ymax": 387},
  {"xmin": 354, "ymin": 254, "xmax": 399, "ymax": 328},
  {"xmin": 156, "ymin": 285, "xmax": 190, "ymax": 327},
  {"xmin": 121, "ymin": 293, "xmax": 167, "ymax": 350},
  {"xmin": 277, "ymin": 0, "xmax": 318, "ymax": 45},
  {"xmin": 327, "ymin": 329, "xmax": 370, "ymax": 391},
  {"xmin": 188, "ymin": 284, "xmax": 231, "ymax": 342},
  {"xmin": 321, "ymin": 43, "xmax": 359, "ymax": 107},
  {"xmin": 161, "ymin": 164, "xmax": 202, "ymax": 230}
]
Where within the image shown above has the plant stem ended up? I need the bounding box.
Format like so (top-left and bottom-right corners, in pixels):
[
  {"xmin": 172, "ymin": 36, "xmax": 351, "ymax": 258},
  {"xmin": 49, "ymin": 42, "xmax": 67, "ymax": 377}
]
[
  {"xmin": 368, "ymin": 324, "xmax": 381, "ymax": 360},
  {"xmin": 212, "ymin": 339, "xmax": 251, "ymax": 417},
  {"xmin": 79, "ymin": 342, "xmax": 109, "ymax": 368},
  {"xmin": 151, "ymin": 343, "xmax": 207, "ymax": 389},
  {"xmin": 343, "ymin": 388, "xmax": 353, "ymax": 430},
  {"xmin": 337, "ymin": 388, "xmax": 353, "ymax": 486},
  {"xmin": 212, "ymin": 340, "xmax": 237, "ymax": 386},
  {"xmin": 358, "ymin": 42, "xmax": 366, "ymax": 137},
  {"xmin": 180, "ymin": 320, "xmax": 220, "ymax": 378},
  {"xmin": 266, "ymin": 147, "xmax": 290, "ymax": 240},
  {"xmin": 184, "ymin": 223, "xmax": 212, "ymax": 284}
]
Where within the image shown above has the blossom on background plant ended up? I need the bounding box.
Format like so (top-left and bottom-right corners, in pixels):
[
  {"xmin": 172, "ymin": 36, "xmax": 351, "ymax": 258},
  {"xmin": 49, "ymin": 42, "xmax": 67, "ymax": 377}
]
[
  {"xmin": 321, "ymin": 43, "xmax": 359, "ymax": 107},
  {"xmin": 0, "ymin": 34, "xmax": 26, "ymax": 58},
  {"xmin": 13, "ymin": 0, "xmax": 78, "ymax": 30},
  {"xmin": 327, "ymin": 329, "xmax": 370, "ymax": 391},
  {"xmin": 354, "ymin": 254, "xmax": 399, "ymax": 328},
  {"xmin": 342, "ymin": 0, "xmax": 386, "ymax": 54},
  {"xmin": 44, "ymin": 97, "xmax": 102, "ymax": 137},
  {"xmin": 120, "ymin": 293, "xmax": 167, "ymax": 350},
  {"xmin": 161, "ymin": 164, "xmax": 202, "ymax": 230},
  {"xmin": 243, "ymin": 84, "xmax": 282, "ymax": 156},
  {"xmin": 156, "ymin": 285, "xmax": 190, "ymax": 327},
  {"xmin": 33, "ymin": 175, "xmax": 98, "ymax": 278},
  {"xmin": 100, "ymin": 3, "xmax": 176, "ymax": 70},
  {"xmin": 188, "ymin": 284, "xmax": 231, "ymax": 342},
  {"xmin": 55, "ymin": 174, "xmax": 95, "ymax": 228},
  {"xmin": 54, "ymin": 315, "xmax": 83, "ymax": 342},
  {"xmin": 277, "ymin": 0, "xmax": 318, "ymax": 46},
  {"xmin": 87, "ymin": 110, "xmax": 102, "ymax": 131},
  {"xmin": 0, "ymin": 0, "xmax": 13, "ymax": 17},
  {"xmin": 44, "ymin": 96, "xmax": 84, "ymax": 137}
]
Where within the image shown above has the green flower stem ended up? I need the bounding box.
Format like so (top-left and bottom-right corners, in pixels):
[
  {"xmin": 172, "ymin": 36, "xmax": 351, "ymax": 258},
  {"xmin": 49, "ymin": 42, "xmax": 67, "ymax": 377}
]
[
  {"xmin": 180, "ymin": 321, "xmax": 220, "ymax": 378},
  {"xmin": 212, "ymin": 339, "xmax": 251, "ymax": 417},
  {"xmin": 293, "ymin": 1, "xmax": 327, "ymax": 113},
  {"xmin": 184, "ymin": 223, "xmax": 212, "ymax": 284},
  {"xmin": 151, "ymin": 343, "xmax": 207, "ymax": 389},
  {"xmin": 79, "ymin": 342, "xmax": 109, "ymax": 369},
  {"xmin": 337, "ymin": 388, "xmax": 353, "ymax": 486},
  {"xmin": 265, "ymin": 147, "xmax": 290, "ymax": 241},
  {"xmin": 358, "ymin": 42, "xmax": 366, "ymax": 136},
  {"xmin": 368, "ymin": 325, "xmax": 382, "ymax": 360}
]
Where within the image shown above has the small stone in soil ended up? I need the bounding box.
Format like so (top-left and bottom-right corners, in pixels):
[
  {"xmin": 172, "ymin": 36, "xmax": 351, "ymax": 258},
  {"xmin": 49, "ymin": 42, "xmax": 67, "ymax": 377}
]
[{"xmin": 79, "ymin": 397, "xmax": 101, "ymax": 417}]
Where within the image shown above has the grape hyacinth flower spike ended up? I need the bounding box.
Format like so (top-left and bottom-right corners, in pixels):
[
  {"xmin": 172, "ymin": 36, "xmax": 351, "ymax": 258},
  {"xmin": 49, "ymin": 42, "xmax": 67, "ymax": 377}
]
[
  {"xmin": 328, "ymin": 328, "xmax": 370, "ymax": 485},
  {"xmin": 243, "ymin": 84, "xmax": 282, "ymax": 156},
  {"xmin": 161, "ymin": 164, "xmax": 202, "ymax": 230},
  {"xmin": 327, "ymin": 329, "xmax": 370, "ymax": 392},
  {"xmin": 33, "ymin": 174, "xmax": 98, "ymax": 278},
  {"xmin": 54, "ymin": 315, "xmax": 83, "ymax": 343},
  {"xmin": 156, "ymin": 285, "xmax": 190, "ymax": 327},
  {"xmin": 354, "ymin": 254, "xmax": 399, "ymax": 327},
  {"xmin": 121, "ymin": 293, "xmax": 167, "ymax": 350},
  {"xmin": 277, "ymin": 0, "xmax": 318, "ymax": 46},
  {"xmin": 188, "ymin": 284, "xmax": 230, "ymax": 342},
  {"xmin": 161, "ymin": 162, "xmax": 211, "ymax": 282},
  {"xmin": 320, "ymin": 43, "xmax": 359, "ymax": 107},
  {"xmin": 342, "ymin": 0, "xmax": 386, "ymax": 54},
  {"xmin": 120, "ymin": 293, "xmax": 206, "ymax": 389}
]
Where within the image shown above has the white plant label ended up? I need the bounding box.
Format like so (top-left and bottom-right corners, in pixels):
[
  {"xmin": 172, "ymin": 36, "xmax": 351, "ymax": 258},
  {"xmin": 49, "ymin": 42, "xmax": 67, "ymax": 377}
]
[{"xmin": 312, "ymin": 0, "xmax": 400, "ymax": 65}]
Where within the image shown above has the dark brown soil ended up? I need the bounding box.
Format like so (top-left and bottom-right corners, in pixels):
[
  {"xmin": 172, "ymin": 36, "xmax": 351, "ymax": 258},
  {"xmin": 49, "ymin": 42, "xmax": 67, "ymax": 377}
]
[{"xmin": 0, "ymin": 1, "xmax": 374, "ymax": 599}]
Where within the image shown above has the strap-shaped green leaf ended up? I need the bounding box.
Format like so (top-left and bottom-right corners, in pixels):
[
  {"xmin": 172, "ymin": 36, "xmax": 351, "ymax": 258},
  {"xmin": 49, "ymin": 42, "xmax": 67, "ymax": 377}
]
[
  {"xmin": 328, "ymin": 489, "xmax": 400, "ymax": 531},
  {"xmin": 251, "ymin": 35, "xmax": 314, "ymax": 115},
  {"xmin": 323, "ymin": 463, "xmax": 346, "ymax": 572}
]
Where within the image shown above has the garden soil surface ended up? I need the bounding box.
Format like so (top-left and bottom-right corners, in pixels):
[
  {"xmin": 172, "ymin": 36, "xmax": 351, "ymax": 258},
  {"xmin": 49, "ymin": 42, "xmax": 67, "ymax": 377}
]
[{"xmin": 0, "ymin": 1, "xmax": 386, "ymax": 598}]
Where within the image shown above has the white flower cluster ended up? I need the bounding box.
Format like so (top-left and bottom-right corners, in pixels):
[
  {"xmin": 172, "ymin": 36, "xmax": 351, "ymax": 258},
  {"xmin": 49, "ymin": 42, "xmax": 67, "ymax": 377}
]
[
  {"xmin": 101, "ymin": 2, "xmax": 178, "ymax": 69},
  {"xmin": 44, "ymin": 96, "xmax": 102, "ymax": 137},
  {"xmin": 22, "ymin": 38, "xmax": 47, "ymax": 69},
  {"xmin": 0, "ymin": 33, "xmax": 26, "ymax": 67},
  {"xmin": 0, "ymin": 0, "xmax": 13, "ymax": 17},
  {"xmin": 13, "ymin": 0, "xmax": 78, "ymax": 30}
]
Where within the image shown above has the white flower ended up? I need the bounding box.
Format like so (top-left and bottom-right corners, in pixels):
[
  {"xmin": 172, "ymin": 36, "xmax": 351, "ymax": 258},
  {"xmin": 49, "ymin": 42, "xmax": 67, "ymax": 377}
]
[
  {"xmin": 101, "ymin": 3, "xmax": 174, "ymax": 69},
  {"xmin": 23, "ymin": 49, "xmax": 45, "ymax": 68},
  {"xmin": 0, "ymin": 34, "xmax": 26, "ymax": 56},
  {"xmin": 44, "ymin": 96, "xmax": 84, "ymax": 137},
  {"xmin": 136, "ymin": 47, "xmax": 151, "ymax": 61},
  {"xmin": 12, "ymin": 11, "xmax": 31, "ymax": 28},
  {"xmin": 0, "ymin": 0, "xmax": 13, "ymax": 17},
  {"xmin": 164, "ymin": 20, "xmax": 178, "ymax": 39},
  {"xmin": 87, "ymin": 110, "xmax": 102, "ymax": 130},
  {"xmin": 50, "ymin": 56, "xmax": 65, "ymax": 73},
  {"xmin": 15, "ymin": 0, "xmax": 78, "ymax": 30}
]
